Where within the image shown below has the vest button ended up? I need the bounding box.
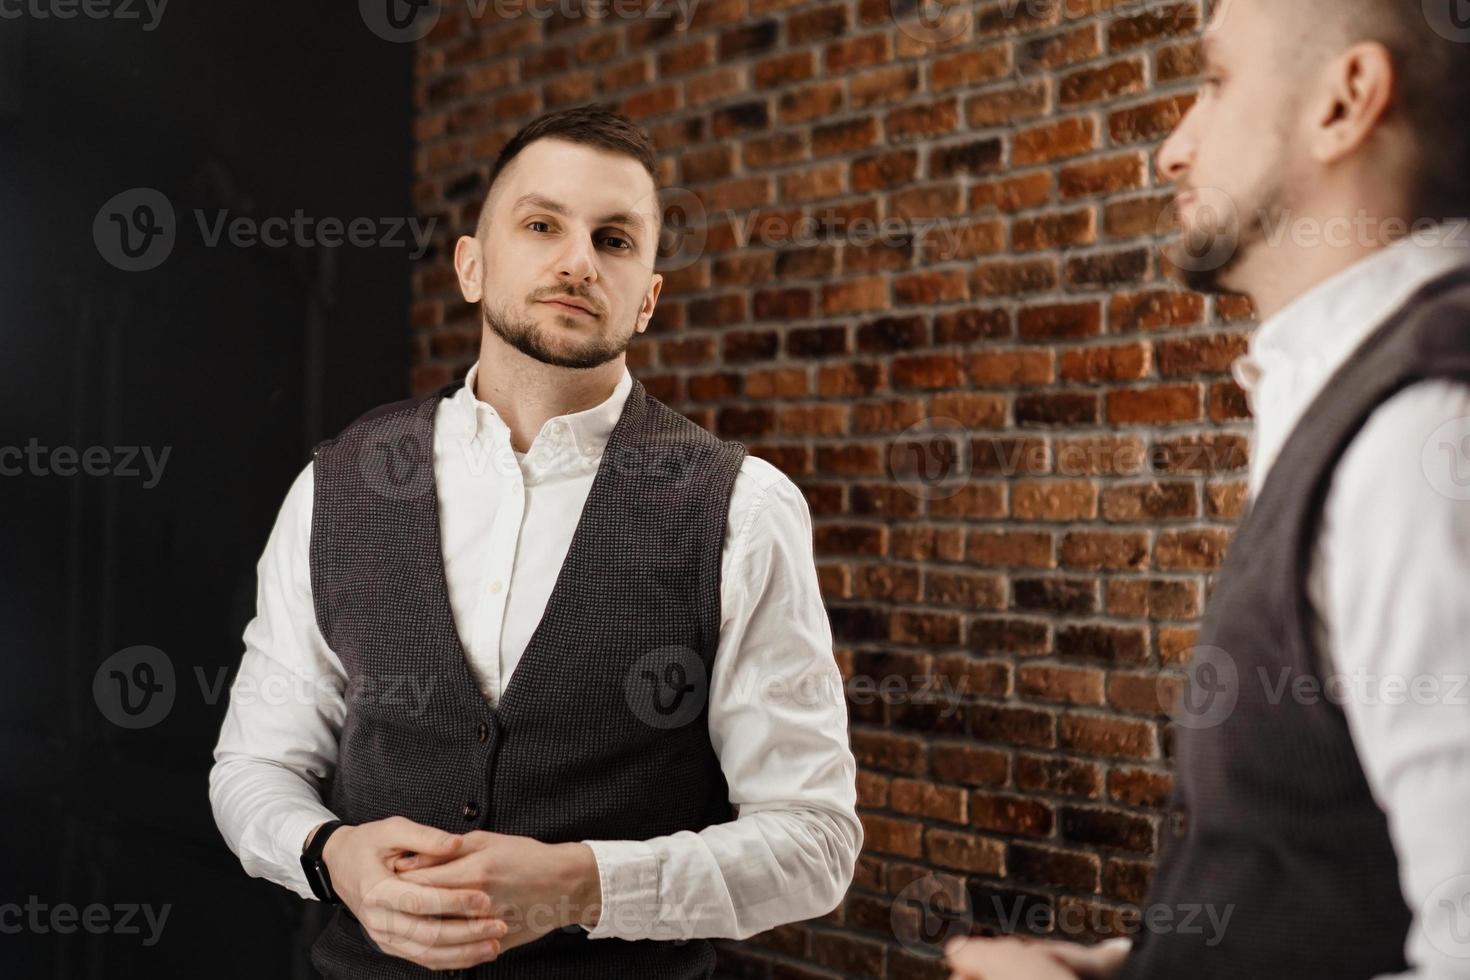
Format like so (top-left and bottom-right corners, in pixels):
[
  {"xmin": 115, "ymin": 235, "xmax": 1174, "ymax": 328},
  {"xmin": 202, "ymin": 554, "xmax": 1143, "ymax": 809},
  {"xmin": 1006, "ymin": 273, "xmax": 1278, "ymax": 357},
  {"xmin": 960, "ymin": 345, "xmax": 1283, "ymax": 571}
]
[
  {"xmin": 477, "ymin": 721, "xmax": 489, "ymax": 743},
  {"xmin": 463, "ymin": 802, "xmax": 480, "ymax": 821}
]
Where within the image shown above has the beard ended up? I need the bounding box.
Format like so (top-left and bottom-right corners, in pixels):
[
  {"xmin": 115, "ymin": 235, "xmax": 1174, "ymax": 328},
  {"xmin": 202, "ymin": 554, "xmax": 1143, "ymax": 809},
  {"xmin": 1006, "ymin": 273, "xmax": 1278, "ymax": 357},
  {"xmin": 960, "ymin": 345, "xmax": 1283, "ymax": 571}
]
[
  {"xmin": 482, "ymin": 297, "xmax": 633, "ymax": 370},
  {"xmin": 1167, "ymin": 179, "xmax": 1288, "ymax": 295}
]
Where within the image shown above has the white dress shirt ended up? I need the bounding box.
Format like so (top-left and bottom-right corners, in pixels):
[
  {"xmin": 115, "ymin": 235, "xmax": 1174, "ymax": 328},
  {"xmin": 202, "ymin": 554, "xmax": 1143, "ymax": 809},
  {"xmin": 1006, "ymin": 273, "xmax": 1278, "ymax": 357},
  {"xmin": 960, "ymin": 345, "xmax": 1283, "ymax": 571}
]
[
  {"xmin": 1229, "ymin": 234, "xmax": 1470, "ymax": 979},
  {"xmin": 209, "ymin": 361, "xmax": 862, "ymax": 942}
]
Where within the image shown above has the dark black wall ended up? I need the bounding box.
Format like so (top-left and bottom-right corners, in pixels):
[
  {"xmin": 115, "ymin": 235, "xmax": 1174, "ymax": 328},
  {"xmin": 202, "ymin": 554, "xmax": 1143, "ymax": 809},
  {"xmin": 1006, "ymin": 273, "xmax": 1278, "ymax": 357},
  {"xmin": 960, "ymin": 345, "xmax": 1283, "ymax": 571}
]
[{"xmin": 1, "ymin": 4, "xmax": 414, "ymax": 975}]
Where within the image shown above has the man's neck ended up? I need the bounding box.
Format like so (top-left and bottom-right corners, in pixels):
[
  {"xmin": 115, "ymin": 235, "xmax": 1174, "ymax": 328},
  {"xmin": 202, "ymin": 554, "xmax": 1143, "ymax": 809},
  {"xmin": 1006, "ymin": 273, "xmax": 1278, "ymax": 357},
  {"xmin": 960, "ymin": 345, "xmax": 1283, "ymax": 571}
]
[
  {"xmin": 474, "ymin": 332, "xmax": 624, "ymax": 453},
  {"xmin": 1239, "ymin": 236, "xmax": 1386, "ymax": 323}
]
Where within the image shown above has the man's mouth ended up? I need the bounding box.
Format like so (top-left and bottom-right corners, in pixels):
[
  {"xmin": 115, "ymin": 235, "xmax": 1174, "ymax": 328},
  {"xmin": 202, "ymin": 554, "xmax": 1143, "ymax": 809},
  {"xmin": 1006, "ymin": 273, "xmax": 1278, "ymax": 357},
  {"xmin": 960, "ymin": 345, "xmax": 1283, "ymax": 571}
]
[{"xmin": 539, "ymin": 298, "xmax": 597, "ymax": 317}]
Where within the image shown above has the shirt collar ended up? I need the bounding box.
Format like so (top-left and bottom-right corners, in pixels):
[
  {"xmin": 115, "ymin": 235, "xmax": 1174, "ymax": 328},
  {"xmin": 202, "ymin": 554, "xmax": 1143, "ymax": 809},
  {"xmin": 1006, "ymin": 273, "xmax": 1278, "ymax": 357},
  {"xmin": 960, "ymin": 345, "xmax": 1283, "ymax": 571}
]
[
  {"xmin": 1231, "ymin": 231, "xmax": 1470, "ymax": 399},
  {"xmin": 451, "ymin": 361, "xmax": 635, "ymax": 479}
]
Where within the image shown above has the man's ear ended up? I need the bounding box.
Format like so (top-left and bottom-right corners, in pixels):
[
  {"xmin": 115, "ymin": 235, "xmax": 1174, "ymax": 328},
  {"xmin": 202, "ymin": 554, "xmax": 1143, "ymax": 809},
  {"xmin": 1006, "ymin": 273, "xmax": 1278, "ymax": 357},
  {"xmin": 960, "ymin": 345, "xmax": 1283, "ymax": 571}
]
[
  {"xmin": 636, "ymin": 273, "xmax": 663, "ymax": 335},
  {"xmin": 453, "ymin": 234, "xmax": 483, "ymax": 303},
  {"xmin": 1310, "ymin": 41, "xmax": 1396, "ymax": 165}
]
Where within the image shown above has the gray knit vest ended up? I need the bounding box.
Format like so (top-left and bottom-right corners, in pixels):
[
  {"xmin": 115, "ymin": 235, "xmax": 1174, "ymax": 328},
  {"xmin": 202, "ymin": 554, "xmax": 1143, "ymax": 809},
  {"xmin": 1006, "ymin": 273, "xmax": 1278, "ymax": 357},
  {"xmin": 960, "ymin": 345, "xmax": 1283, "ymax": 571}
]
[
  {"xmin": 1117, "ymin": 264, "xmax": 1470, "ymax": 979},
  {"xmin": 305, "ymin": 376, "xmax": 746, "ymax": 980}
]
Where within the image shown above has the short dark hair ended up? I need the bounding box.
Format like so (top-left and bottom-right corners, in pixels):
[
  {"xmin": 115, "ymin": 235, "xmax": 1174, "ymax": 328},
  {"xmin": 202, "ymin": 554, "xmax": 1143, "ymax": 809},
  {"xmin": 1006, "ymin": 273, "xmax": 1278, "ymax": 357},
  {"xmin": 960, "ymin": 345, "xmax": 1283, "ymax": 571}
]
[
  {"xmin": 479, "ymin": 103, "xmax": 661, "ymax": 236},
  {"xmin": 1312, "ymin": 0, "xmax": 1470, "ymax": 221}
]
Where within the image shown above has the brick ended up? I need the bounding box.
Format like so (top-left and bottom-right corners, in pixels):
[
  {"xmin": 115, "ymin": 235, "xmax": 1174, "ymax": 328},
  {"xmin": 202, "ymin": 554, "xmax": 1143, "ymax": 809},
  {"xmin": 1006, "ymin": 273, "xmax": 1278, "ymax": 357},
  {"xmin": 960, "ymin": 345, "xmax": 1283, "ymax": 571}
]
[
  {"xmin": 1013, "ymin": 208, "xmax": 1097, "ymax": 251},
  {"xmin": 861, "ymin": 813, "xmax": 924, "ymax": 858},
  {"xmin": 970, "ymin": 702, "xmax": 1057, "ymax": 747},
  {"xmin": 917, "ymin": 45, "xmax": 997, "ymax": 94},
  {"xmin": 1101, "ymin": 481, "xmax": 1198, "ymax": 522},
  {"xmin": 887, "ymin": 98, "xmax": 960, "ymax": 141},
  {"xmin": 1058, "ymin": 713, "xmax": 1157, "ymax": 760},
  {"xmin": 1016, "ymin": 753, "xmax": 1103, "ymax": 799},
  {"xmin": 968, "ymin": 618, "xmax": 1053, "ymax": 657},
  {"xmin": 1060, "ymin": 58, "xmax": 1145, "ymax": 105},
  {"xmin": 927, "ymin": 828, "xmax": 1006, "ymax": 874},
  {"xmin": 970, "ymin": 349, "xmax": 1055, "ymax": 386},
  {"xmin": 1013, "ymin": 577, "xmax": 1098, "ymax": 615},
  {"xmin": 893, "ymin": 353, "xmax": 966, "ymax": 390},
  {"xmin": 1059, "ymin": 805, "xmax": 1156, "ymax": 853},
  {"xmin": 971, "ymin": 172, "xmax": 1054, "ymax": 212},
  {"xmin": 1008, "ymin": 843, "xmax": 1099, "ymax": 892},
  {"xmin": 968, "ymin": 531, "xmax": 1055, "ymax": 569},
  {"xmin": 971, "ymin": 792, "xmax": 1056, "ymax": 836},
  {"xmin": 1060, "ymin": 343, "xmax": 1151, "ymax": 383},
  {"xmin": 1155, "ymin": 528, "xmax": 1232, "ymax": 571},
  {"xmin": 1013, "ymin": 481, "xmax": 1098, "ymax": 521},
  {"xmin": 1012, "ymin": 117, "xmax": 1096, "ymax": 165},
  {"xmin": 972, "ymin": 259, "xmax": 1059, "ymax": 296},
  {"xmin": 1107, "ymin": 767, "xmax": 1172, "ymax": 809},
  {"xmin": 1107, "ymin": 384, "xmax": 1203, "ymax": 425},
  {"xmin": 1057, "ymin": 624, "xmax": 1148, "ymax": 664},
  {"xmin": 966, "ymin": 80, "xmax": 1050, "ymax": 128},
  {"xmin": 932, "ymin": 743, "xmax": 1011, "ymax": 787},
  {"xmin": 1059, "ymin": 531, "xmax": 1150, "ymax": 571},
  {"xmin": 1018, "ymin": 301, "xmax": 1102, "ymax": 340},
  {"xmin": 1058, "ymin": 153, "xmax": 1147, "ymax": 198},
  {"xmin": 932, "ymin": 307, "xmax": 1007, "ymax": 346},
  {"xmin": 1018, "ymin": 665, "xmax": 1105, "ymax": 706},
  {"xmin": 934, "ymin": 652, "xmax": 1012, "ymax": 697},
  {"xmin": 1017, "ymin": 393, "xmax": 1099, "ymax": 426}
]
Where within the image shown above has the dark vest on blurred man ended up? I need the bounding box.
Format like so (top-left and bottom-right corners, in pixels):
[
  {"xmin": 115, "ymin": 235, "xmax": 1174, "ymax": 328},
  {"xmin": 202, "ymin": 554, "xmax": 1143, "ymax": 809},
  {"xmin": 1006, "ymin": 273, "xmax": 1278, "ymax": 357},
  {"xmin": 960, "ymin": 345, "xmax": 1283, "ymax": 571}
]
[{"xmin": 1118, "ymin": 266, "xmax": 1470, "ymax": 979}]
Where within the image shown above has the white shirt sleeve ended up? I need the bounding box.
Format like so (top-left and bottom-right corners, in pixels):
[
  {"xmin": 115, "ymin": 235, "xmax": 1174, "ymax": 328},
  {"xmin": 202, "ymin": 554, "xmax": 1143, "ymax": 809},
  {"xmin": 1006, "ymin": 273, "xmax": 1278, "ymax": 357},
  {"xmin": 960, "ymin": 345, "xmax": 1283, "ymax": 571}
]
[
  {"xmin": 582, "ymin": 457, "xmax": 863, "ymax": 941},
  {"xmin": 208, "ymin": 461, "xmax": 347, "ymax": 900},
  {"xmin": 1314, "ymin": 380, "xmax": 1470, "ymax": 979}
]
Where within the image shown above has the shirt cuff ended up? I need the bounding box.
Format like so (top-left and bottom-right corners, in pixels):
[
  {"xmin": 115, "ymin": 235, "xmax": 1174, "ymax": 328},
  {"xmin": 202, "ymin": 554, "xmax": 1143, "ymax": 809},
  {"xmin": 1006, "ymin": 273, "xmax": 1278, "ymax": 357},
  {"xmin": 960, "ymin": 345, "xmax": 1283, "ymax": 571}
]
[
  {"xmin": 279, "ymin": 807, "xmax": 341, "ymax": 900},
  {"xmin": 580, "ymin": 838, "xmax": 660, "ymax": 940}
]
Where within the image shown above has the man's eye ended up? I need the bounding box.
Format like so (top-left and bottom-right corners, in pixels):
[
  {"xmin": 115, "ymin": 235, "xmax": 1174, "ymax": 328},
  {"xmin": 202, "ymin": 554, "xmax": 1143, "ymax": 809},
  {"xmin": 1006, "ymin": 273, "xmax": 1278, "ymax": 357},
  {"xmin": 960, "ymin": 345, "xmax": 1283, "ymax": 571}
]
[
  {"xmin": 602, "ymin": 236, "xmax": 631, "ymax": 251},
  {"xmin": 527, "ymin": 220, "xmax": 551, "ymax": 233}
]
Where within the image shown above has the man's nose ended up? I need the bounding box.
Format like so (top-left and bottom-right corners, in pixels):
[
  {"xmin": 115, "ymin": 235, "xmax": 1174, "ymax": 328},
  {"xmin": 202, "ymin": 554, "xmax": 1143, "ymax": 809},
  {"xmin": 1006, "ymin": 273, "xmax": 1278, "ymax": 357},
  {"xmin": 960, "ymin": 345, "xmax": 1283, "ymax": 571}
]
[
  {"xmin": 556, "ymin": 235, "xmax": 597, "ymax": 283},
  {"xmin": 1155, "ymin": 119, "xmax": 1193, "ymax": 186}
]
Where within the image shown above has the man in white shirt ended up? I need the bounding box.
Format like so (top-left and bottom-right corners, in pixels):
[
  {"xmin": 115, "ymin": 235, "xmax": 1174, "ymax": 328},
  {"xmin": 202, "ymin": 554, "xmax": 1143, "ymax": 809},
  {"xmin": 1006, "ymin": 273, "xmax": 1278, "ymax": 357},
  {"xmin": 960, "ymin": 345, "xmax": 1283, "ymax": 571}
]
[
  {"xmin": 210, "ymin": 104, "xmax": 860, "ymax": 977},
  {"xmin": 949, "ymin": 1, "xmax": 1470, "ymax": 978}
]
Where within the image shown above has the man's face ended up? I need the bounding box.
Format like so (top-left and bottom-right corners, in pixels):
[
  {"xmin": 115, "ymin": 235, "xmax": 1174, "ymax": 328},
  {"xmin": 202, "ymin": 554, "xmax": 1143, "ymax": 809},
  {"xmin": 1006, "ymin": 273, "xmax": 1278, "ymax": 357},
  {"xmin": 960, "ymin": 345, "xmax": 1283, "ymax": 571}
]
[
  {"xmin": 465, "ymin": 138, "xmax": 663, "ymax": 369},
  {"xmin": 1156, "ymin": 0, "xmax": 1304, "ymax": 293}
]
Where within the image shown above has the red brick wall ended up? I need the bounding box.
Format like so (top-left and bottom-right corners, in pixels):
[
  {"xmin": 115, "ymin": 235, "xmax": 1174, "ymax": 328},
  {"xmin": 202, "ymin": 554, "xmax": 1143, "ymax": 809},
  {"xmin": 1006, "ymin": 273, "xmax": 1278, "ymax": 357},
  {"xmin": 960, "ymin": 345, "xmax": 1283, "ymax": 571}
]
[{"xmin": 409, "ymin": 1, "xmax": 1254, "ymax": 976}]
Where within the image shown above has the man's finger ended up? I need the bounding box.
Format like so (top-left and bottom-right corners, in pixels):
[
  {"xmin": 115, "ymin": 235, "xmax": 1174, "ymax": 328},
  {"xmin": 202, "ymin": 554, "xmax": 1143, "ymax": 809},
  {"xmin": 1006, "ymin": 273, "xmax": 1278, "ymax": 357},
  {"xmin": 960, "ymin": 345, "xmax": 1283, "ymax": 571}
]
[
  {"xmin": 369, "ymin": 904, "xmax": 508, "ymax": 947},
  {"xmin": 370, "ymin": 927, "xmax": 502, "ymax": 970},
  {"xmin": 362, "ymin": 874, "xmax": 491, "ymax": 921},
  {"xmin": 395, "ymin": 855, "xmax": 482, "ymax": 888},
  {"xmin": 381, "ymin": 816, "xmax": 464, "ymax": 857}
]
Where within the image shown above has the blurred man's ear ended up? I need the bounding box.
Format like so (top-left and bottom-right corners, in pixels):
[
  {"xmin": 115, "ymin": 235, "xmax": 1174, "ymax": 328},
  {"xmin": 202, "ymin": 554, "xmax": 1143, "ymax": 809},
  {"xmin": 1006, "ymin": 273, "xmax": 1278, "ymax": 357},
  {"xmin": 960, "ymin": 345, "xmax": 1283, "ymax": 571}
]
[{"xmin": 1308, "ymin": 42, "xmax": 1395, "ymax": 166}]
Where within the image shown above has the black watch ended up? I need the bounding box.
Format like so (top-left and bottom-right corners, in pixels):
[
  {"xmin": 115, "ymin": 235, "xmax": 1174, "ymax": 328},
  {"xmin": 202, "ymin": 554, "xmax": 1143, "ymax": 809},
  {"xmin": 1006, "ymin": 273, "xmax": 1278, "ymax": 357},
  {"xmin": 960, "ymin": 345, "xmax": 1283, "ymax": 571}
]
[{"xmin": 301, "ymin": 820, "xmax": 347, "ymax": 905}]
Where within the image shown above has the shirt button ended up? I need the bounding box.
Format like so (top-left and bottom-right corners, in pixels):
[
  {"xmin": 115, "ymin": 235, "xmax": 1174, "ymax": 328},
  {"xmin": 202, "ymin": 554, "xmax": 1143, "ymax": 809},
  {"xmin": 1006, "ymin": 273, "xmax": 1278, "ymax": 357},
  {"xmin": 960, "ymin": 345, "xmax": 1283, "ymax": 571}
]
[
  {"xmin": 463, "ymin": 802, "xmax": 480, "ymax": 821},
  {"xmin": 477, "ymin": 721, "xmax": 489, "ymax": 743},
  {"xmin": 489, "ymin": 580, "xmax": 503, "ymax": 594}
]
